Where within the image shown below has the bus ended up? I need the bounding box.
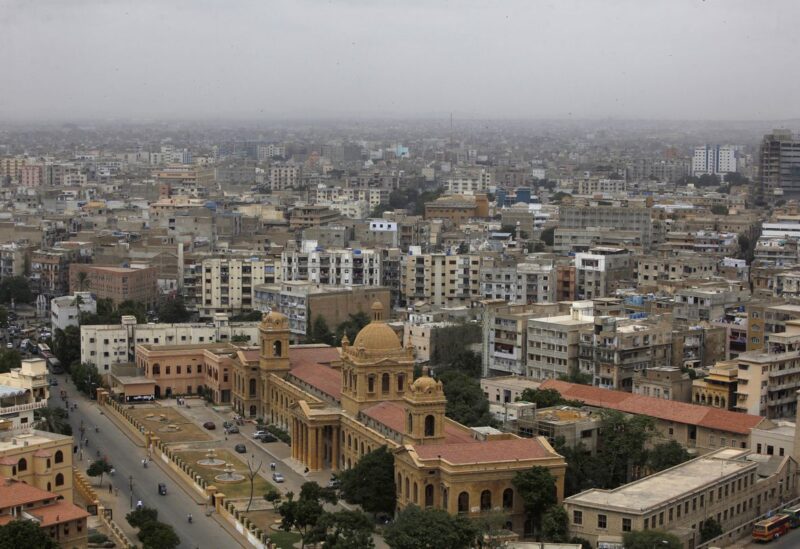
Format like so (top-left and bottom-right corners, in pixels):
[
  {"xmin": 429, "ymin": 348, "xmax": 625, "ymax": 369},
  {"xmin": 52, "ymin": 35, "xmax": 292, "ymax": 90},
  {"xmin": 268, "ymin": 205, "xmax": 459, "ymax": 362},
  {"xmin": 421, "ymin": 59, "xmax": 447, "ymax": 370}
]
[
  {"xmin": 781, "ymin": 504, "xmax": 800, "ymax": 528},
  {"xmin": 753, "ymin": 513, "xmax": 791, "ymax": 542}
]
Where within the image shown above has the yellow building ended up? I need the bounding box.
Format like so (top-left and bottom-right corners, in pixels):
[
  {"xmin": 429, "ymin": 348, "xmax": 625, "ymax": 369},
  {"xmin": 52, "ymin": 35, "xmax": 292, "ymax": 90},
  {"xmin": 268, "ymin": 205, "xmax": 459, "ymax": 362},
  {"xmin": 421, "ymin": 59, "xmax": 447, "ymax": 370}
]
[
  {"xmin": 248, "ymin": 302, "xmax": 566, "ymax": 535},
  {"xmin": 692, "ymin": 361, "xmax": 738, "ymax": 409}
]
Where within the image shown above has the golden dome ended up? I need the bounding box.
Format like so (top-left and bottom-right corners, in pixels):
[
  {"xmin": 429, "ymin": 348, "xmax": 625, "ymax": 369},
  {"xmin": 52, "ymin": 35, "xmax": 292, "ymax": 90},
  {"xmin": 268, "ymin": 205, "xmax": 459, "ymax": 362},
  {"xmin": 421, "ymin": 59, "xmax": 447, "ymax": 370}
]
[
  {"xmin": 261, "ymin": 310, "xmax": 288, "ymax": 329},
  {"xmin": 410, "ymin": 375, "xmax": 439, "ymax": 393},
  {"xmin": 352, "ymin": 322, "xmax": 402, "ymax": 352}
]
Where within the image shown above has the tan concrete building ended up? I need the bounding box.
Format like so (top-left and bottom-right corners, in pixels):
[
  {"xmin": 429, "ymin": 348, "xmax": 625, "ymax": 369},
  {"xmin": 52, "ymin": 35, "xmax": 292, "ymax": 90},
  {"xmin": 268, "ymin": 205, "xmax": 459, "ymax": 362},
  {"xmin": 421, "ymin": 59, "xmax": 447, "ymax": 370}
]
[
  {"xmin": 0, "ymin": 476, "xmax": 88, "ymax": 548},
  {"xmin": 424, "ymin": 194, "xmax": 489, "ymax": 223},
  {"xmin": 289, "ymin": 205, "xmax": 342, "ymax": 230},
  {"xmin": 0, "ymin": 430, "xmax": 75, "ymax": 505},
  {"xmin": 69, "ymin": 264, "xmax": 158, "ymax": 308},
  {"xmin": 564, "ymin": 448, "xmax": 796, "ymax": 548},
  {"xmin": 401, "ymin": 253, "xmax": 483, "ymax": 308},
  {"xmin": 632, "ymin": 367, "xmax": 692, "ymax": 403},
  {"xmin": 692, "ymin": 361, "xmax": 738, "ymax": 410},
  {"xmin": 197, "ymin": 257, "xmax": 275, "ymax": 318},
  {"xmin": 527, "ymin": 302, "xmax": 594, "ymax": 381}
]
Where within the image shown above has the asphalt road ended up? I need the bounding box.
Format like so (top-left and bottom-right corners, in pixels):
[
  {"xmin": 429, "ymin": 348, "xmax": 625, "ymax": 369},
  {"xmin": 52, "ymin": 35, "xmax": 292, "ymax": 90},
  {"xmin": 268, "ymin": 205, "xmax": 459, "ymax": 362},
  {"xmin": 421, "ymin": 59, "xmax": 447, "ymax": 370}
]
[
  {"xmin": 51, "ymin": 378, "xmax": 242, "ymax": 549},
  {"xmin": 745, "ymin": 526, "xmax": 800, "ymax": 548}
]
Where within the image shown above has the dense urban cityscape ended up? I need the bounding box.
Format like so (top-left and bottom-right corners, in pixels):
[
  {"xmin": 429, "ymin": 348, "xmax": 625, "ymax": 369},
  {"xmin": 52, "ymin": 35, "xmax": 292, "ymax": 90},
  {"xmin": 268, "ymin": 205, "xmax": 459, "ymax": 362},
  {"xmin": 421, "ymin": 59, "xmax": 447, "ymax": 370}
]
[{"xmin": 2, "ymin": 2, "xmax": 800, "ymax": 549}]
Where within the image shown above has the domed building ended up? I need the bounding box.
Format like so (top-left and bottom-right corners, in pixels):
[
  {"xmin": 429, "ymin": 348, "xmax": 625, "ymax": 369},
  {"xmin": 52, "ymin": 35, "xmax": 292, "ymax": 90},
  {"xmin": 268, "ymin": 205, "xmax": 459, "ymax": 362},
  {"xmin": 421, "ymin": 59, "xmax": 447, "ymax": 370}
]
[{"xmin": 226, "ymin": 301, "xmax": 566, "ymax": 536}]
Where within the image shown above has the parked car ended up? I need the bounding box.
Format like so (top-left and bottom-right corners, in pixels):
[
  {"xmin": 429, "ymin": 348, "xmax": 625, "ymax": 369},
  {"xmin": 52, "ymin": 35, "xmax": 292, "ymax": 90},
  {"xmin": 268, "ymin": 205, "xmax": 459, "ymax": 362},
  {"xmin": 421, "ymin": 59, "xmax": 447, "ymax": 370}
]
[
  {"xmin": 158, "ymin": 483, "xmax": 167, "ymax": 495},
  {"xmin": 5, "ymin": 342, "xmax": 12, "ymax": 349},
  {"xmin": 258, "ymin": 433, "xmax": 278, "ymax": 443},
  {"xmin": 222, "ymin": 421, "xmax": 232, "ymax": 429},
  {"xmin": 49, "ymin": 379, "xmax": 58, "ymax": 386},
  {"xmin": 272, "ymin": 473, "xmax": 285, "ymax": 483},
  {"xmin": 203, "ymin": 421, "xmax": 216, "ymax": 430},
  {"xmin": 226, "ymin": 425, "xmax": 239, "ymax": 434},
  {"xmin": 252, "ymin": 430, "xmax": 267, "ymax": 439},
  {"xmin": 234, "ymin": 443, "xmax": 246, "ymax": 454}
]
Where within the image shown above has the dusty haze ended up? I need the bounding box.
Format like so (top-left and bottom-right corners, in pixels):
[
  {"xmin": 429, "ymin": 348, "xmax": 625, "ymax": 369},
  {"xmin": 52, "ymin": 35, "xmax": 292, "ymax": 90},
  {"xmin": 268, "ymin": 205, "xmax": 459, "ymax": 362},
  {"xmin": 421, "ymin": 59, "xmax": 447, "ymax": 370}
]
[{"xmin": 1, "ymin": 0, "xmax": 798, "ymax": 121}]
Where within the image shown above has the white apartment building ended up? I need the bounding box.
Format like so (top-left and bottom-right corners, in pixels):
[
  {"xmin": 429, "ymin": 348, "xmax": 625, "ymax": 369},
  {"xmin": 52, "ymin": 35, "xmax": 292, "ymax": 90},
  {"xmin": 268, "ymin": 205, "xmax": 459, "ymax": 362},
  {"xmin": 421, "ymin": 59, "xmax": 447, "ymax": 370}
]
[
  {"xmin": 481, "ymin": 262, "xmax": 556, "ymax": 305},
  {"xmin": 321, "ymin": 200, "xmax": 370, "ymax": 220},
  {"xmin": 526, "ymin": 302, "xmax": 594, "ymax": 380},
  {"xmin": 198, "ymin": 257, "xmax": 274, "ymax": 318},
  {"xmin": 401, "ymin": 252, "xmax": 482, "ymax": 308},
  {"xmin": 312, "ymin": 186, "xmax": 387, "ymax": 209},
  {"xmin": 80, "ymin": 314, "xmax": 260, "ymax": 372},
  {"xmin": 576, "ymin": 178, "xmax": 627, "ymax": 195},
  {"xmin": 50, "ymin": 292, "xmax": 97, "ymax": 332},
  {"xmin": 692, "ymin": 144, "xmax": 737, "ymax": 176},
  {"xmin": 281, "ymin": 248, "xmax": 382, "ymax": 287},
  {"xmin": 761, "ymin": 220, "xmax": 800, "ymax": 239},
  {"xmin": 257, "ymin": 144, "xmax": 285, "ymax": 161},
  {"xmin": 445, "ymin": 169, "xmax": 492, "ymax": 194}
]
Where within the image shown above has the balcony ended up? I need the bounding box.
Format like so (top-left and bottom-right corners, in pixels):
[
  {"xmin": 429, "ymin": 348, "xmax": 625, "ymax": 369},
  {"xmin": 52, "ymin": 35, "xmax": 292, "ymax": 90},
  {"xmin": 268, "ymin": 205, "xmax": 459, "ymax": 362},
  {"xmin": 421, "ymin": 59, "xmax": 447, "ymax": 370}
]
[{"xmin": 0, "ymin": 400, "xmax": 48, "ymax": 417}]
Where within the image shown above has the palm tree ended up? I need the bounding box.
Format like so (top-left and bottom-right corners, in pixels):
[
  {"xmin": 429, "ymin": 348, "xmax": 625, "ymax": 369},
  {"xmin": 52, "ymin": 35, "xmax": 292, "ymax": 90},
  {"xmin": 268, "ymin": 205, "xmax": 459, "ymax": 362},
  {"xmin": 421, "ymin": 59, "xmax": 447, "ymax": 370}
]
[
  {"xmin": 73, "ymin": 294, "xmax": 84, "ymax": 326},
  {"xmin": 76, "ymin": 271, "xmax": 90, "ymax": 292},
  {"xmin": 34, "ymin": 407, "xmax": 72, "ymax": 436}
]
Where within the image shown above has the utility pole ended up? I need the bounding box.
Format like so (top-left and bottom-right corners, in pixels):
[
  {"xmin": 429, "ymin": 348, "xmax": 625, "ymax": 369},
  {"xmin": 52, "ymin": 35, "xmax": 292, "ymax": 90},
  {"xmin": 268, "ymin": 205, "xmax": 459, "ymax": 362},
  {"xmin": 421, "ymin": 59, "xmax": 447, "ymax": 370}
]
[{"xmin": 129, "ymin": 475, "xmax": 133, "ymax": 509}]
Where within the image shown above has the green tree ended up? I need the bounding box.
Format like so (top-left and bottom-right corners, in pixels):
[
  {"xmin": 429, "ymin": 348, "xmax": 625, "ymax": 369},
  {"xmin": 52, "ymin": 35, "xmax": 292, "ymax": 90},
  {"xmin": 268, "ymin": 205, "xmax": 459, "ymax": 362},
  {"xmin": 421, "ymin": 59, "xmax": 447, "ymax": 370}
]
[
  {"xmin": 318, "ymin": 510, "xmax": 375, "ymax": 549},
  {"xmin": 0, "ymin": 350, "xmax": 21, "ymax": 374},
  {"xmin": 87, "ymin": 458, "xmax": 113, "ymax": 486},
  {"xmin": 596, "ymin": 410, "xmax": 654, "ymax": 487},
  {"xmin": 0, "ymin": 519, "xmax": 58, "ymax": 549},
  {"xmin": 384, "ymin": 505, "xmax": 478, "ymax": 549},
  {"xmin": 335, "ymin": 311, "xmax": 371, "ymax": 344},
  {"xmin": 0, "ymin": 277, "xmax": 33, "ymax": 304},
  {"xmin": 278, "ymin": 482, "xmax": 338, "ymax": 548},
  {"xmin": 557, "ymin": 365, "xmax": 593, "ymax": 385},
  {"xmin": 622, "ymin": 530, "xmax": 681, "ymax": 549},
  {"xmin": 541, "ymin": 505, "xmax": 569, "ymax": 542},
  {"xmin": 231, "ymin": 310, "xmax": 263, "ymax": 321},
  {"xmin": 738, "ymin": 233, "xmax": 755, "ymax": 263},
  {"xmin": 34, "ymin": 406, "xmax": 72, "ymax": 436},
  {"xmin": 338, "ymin": 446, "xmax": 396, "ymax": 516},
  {"xmin": 710, "ymin": 204, "xmax": 728, "ymax": 215},
  {"xmin": 52, "ymin": 326, "xmax": 81, "ymax": 369},
  {"xmin": 157, "ymin": 296, "xmax": 191, "ymax": 323},
  {"xmin": 308, "ymin": 315, "xmax": 335, "ymax": 345},
  {"xmin": 474, "ymin": 511, "xmax": 511, "ymax": 549},
  {"xmin": 700, "ymin": 517, "xmax": 723, "ymax": 542},
  {"xmin": 0, "ymin": 306, "xmax": 7, "ymax": 328},
  {"xmin": 647, "ymin": 440, "xmax": 691, "ymax": 473},
  {"xmin": 429, "ymin": 323, "xmax": 481, "ymax": 367},
  {"xmin": 231, "ymin": 334, "xmax": 250, "ymax": 342},
  {"xmin": 550, "ymin": 192, "xmax": 572, "ymax": 204},
  {"xmin": 116, "ymin": 300, "xmax": 147, "ymax": 323},
  {"xmin": 138, "ymin": 520, "xmax": 180, "ymax": 549},
  {"xmin": 264, "ymin": 488, "xmax": 282, "ymax": 506},
  {"xmin": 519, "ymin": 388, "xmax": 562, "ymax": 407},
  {"xmin": 513, "ymin": 466, "xmax": 558, "ymax": 536},
  {"xmin": 539, "ymin": 226, "xmax": 555, "ymax": 246},
  {"xmin": 70, "ymin": 362, "xmax": 103, "ymax": 397},
  {"xmin": 437, "ymin": 370, "xmax": 494, "ymax": 427},
  {"xmin": 126, "ymin": 506, "xmax": 159, "ymax": 529},
  {"xmin": 76, "ymin": 270, "xmax": 91, "ymax": 292}
]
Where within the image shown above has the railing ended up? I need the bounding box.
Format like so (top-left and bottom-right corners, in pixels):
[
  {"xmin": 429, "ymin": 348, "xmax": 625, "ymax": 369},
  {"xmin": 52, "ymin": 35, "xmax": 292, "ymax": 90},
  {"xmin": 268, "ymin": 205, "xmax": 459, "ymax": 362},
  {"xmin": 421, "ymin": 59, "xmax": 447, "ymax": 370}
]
[{"xmin": 0, "ymin": 400, "xmax": 48, "ymax": 416}]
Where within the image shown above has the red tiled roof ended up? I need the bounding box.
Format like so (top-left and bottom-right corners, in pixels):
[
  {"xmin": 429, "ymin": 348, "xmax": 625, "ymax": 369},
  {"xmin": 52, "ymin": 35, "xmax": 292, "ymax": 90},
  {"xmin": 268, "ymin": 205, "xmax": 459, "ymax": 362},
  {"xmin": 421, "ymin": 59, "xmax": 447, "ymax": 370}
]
[
  {"xmin": 540, "ymin": 380, "xmax": 764, "ymax": 435},
  {"xmin": 0, "ymin": 478, "xmax": 53, "ymax": 507},
  {"xmin": 361, "ymin": 401, "xmax": 495, "ymax": 444},
  {"xmin": 414, "ymin": 438, "xmax": 553, "ymax": 464},
  {"xmin": 288, "ymin": 347, "xmax": 342, "ymax": 399},
  {"xmin": 32, "ymin": 500, "xmax": 89, "ymax": 526},
  {"xmin": 238, "ymin": 349, "xmax": 260, "ymax": 363}
]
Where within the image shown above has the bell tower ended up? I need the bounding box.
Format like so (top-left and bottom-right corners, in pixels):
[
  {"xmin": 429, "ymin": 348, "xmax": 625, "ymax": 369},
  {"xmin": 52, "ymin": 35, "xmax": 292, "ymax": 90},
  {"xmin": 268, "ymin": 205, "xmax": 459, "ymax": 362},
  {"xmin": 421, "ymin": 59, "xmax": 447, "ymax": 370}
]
[
  {"xmin": 259, "ymin": 311, "xmax": 290, "ymax": 376},
  {"xmin": 403, "ymin": 373, "xmax": 447, "ymax": 446}
]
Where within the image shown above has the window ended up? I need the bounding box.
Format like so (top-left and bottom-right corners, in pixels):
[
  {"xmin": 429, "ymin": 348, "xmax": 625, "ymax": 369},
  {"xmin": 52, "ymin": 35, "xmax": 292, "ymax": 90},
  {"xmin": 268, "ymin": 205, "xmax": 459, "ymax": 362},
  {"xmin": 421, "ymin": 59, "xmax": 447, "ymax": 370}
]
[
  {"xmin": 397, "ymin": 374, "xmax": 405, "ymax": 392},
  {"xmin": 368, "ymin": 375, "xmax": 375, "ymax": 393},
  {"xmin": 177, "ymin": 366, "xmax": 181, "ymax": 375},
  {"xmin": 503, "ymin": 488, "xmax": 513, "ymax": 509},
  {"xmin": 54, "ymin": 450, "xmax": 63, "ymax": 464},
  {"xmin": 166, "ymin": 366, "xmax": 171, "ymax": 375},
  {"xmin": 55, "ymin": 473, "xmax": 64, "ymax": 486},
  {"xmin": 424, "ymin": 415, "xmax": 435, "ymax": 437},
  {"xmin": 152, "ymin": 364, "xmax": 160, "ymax": 375},
  {"xmin": 622, "ymin": 518, "xmax": 632, "ymax": 532},
  {"xmin": 480, "ymin": 490, "xmax": 492, "ymax": 511},
  {"xmin": 573, "ymin": 510, "xmax": 582, "ymax": 525},
  {"xmin": 598, "ymin": 514, "xmax": 607, "ymax": 529},
  {"xmin": 425, "ymin": 484, "xmax": 434, "ymax": 507},
  {"xmin": 382, "ymin": 373, "xmax": 390, "ymax": 393},
  {"xmin": 17, "ymin": 458, "xmax": 26, "ymax": 472},
  {"xmin": 407, "ymin": 414, "xmax": 413, "ymax": 433},
  {"xmin": 458, "ymin": 492, "xmax": 469, "ymax": 514}
]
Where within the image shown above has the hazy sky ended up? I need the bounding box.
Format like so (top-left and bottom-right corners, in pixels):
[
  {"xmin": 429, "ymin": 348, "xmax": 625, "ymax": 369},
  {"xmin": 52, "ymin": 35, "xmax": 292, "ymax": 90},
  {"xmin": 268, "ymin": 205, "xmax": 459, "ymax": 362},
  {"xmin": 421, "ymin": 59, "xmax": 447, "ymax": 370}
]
[{"xmin": 1, "ymin": 0, "xmax": 798, "ymax": 121}]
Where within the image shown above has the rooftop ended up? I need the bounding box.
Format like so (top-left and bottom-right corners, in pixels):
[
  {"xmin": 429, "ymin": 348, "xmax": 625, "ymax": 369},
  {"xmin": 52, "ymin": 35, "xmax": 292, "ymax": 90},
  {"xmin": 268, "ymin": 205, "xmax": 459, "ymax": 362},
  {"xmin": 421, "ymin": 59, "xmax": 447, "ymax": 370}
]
[
  {"xmin": 540, "ymin": 380, "xmax": 764, "ymax": 435},
  {"xmin": 566, "ymin": 449, "xmax": 753, "ymax": 512}
]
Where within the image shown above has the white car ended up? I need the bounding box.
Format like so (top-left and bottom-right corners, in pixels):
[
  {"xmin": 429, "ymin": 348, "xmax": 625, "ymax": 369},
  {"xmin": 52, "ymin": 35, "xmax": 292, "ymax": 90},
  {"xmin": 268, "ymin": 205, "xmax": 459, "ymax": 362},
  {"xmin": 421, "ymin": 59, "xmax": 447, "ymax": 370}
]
[
  {"xmin": 5, "ymin": 342, "xmax": 12, "ymax": 349},
  {"xmin": 253, "ymin": 430, "xmax": 267, "ymax": 439},
  {"xmin": 272, "ymin": 473, "xmax": 285, "ymax": 483}
]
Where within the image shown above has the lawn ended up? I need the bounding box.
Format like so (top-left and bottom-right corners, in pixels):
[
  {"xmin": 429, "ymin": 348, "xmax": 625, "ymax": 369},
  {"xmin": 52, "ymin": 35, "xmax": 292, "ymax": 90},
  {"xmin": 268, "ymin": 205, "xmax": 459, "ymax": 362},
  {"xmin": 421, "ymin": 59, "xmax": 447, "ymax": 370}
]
[
  {"xmin": 267, "ymin": 529, "xmax": 302, "ymax": 549},
  {"xmin": 173, "ymin": 448, "xmax": 274, "ymax": 499},
  {"xmin": 127, "ymin": 405, "xmax": 211, "ymax": 443}
]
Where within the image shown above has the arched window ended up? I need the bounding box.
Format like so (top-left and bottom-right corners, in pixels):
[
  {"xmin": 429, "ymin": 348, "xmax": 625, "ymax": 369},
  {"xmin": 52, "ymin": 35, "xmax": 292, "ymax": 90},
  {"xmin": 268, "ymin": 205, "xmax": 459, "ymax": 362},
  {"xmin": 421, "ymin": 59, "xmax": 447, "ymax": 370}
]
[
  {"xmin": 425, "ymin": 484, "xmax": 434, "ymax": 507},
  {"xmin": 273, "ymin": 340, "xmax": 282, "ymax": 357},
  {"xmin": 397, "ymin": 474, "xmax": 402, "ymax": 495},
  {"xmin": 55, "ymin": 473, "xmax": 64, "ymax": 486},
  {"xmin": 17, "ymin": 458, "xmax": 26, "ymax": 472},
  {"xmin": 694, "ymin": 394, "xmax": 700, "ymax": 403},
  {"xmin": 152, "ymin": 364, "xmax": 160, "ymax": 375},
  {"xmin": 458, "ymin": 492, "xmax": 469, "ymax": 514},
  {"xmin": 249, "ymin": 378, "xmax": 257, "ymax": 397},
  {"xmin": 413, "ymin": 482, "xmax": 418, "ymax": 504},
  {"xmin": 407, "ymin": 413, "xmax": 413, "ymax": 433},
  {"xmin": 360, "ymin": 442, "xmax": 365, "ymax": 455},
  {"xmin": 55, "ymin": 451, "xmax": 63, "ymax": 464},
  {"xmin": 503, "ymin": 488, "xmax": 514, "ymax": 509},
  {"xmin": 47, "ymin": 482, "xmax": 51, "ymax": 492},
  {"xmin": 347, "ymin": 434, "xmax": 352, "ymax": 449},
  {"xmin": 424, "ymin": 415, "xmax": 435, "ymax": 437},
  {"xmin": 397, "ymin": 373, "xmax": 405, "ymax": 392},
  {"xmin": 405, "ymin": 477, "xmax": 410, "ymax": 498},
  {"xmin": 367, "ymin": 375, "xmax": 375, "ymax": 393},
  {"xmin": 714, "ymin": 396, "xmax": 720, "ymax": 406},
  {"xmin": 480, "ymin": 490, "xmax": 492, "ymax": 511},
  {"xmin": 721, "ymin": 398, "xmax": 726, "ymax": 408},
  {"xmin": 46, "ymin": 458, "xmax": 50, "ymax": 469},
  {"xmin": 381, "ymin": 373, "xmax": 390, "ymax": 393}
]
